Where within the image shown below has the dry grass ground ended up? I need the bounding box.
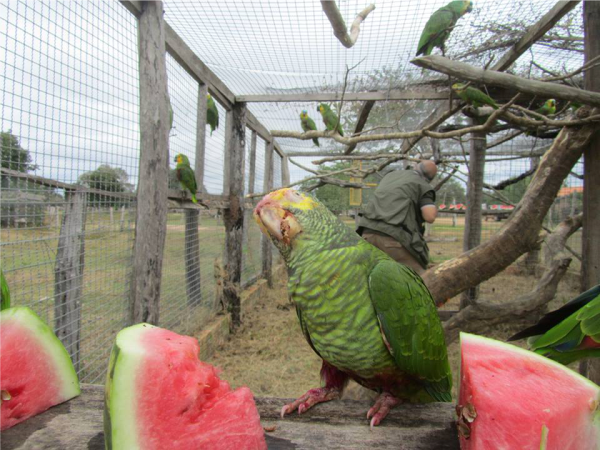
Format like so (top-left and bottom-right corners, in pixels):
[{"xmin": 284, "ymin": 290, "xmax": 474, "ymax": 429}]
[{"xmin": 204, "ymin": 265, "xmax": 581, "ymax": 401}]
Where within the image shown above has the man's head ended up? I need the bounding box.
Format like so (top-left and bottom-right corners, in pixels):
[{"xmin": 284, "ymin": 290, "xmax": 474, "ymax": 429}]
[{"xmin": 416, "ymin": 160, "xmax": 437, "ymax": 182}]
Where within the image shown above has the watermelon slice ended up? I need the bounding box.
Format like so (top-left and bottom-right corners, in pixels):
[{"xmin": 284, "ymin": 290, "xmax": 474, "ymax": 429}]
[
  {"xmin": 104, "ymin": 323, "xmax": 267, "ymax": 450},
  {"xmin": 0, "ymin": 306, "xmax": 80, "ymax": 430},
  {"xmin": 458, "ymin": 332, "xmax": 600, "ymax": 450}
]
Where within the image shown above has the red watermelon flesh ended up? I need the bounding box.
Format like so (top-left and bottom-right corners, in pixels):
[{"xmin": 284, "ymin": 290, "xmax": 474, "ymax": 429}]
[
  {"xmin": 1, "ymin": 307, "xmax": 80, "ymax": 430},
  {"xmin": 104, "ymin": 323, "xmax": 267, "ymax": 450},
  {"xmin": 458, "ymin": 332, "xmax": 600, "ymax": 450}
]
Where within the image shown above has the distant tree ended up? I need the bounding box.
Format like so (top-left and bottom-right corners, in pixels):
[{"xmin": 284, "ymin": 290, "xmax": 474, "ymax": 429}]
[
  {"xmin": 437, "ymin": 178, "xmax": 467, "ymax": 205},
  {"xmin": 1, "ymin": 130, "xmax": 37, "ymax": 173},
  {"xmin": 78, "ymin": 165, "xmax": 133, "ymax": 206},
  {"xmin": 483, "ymin": 175, "xmax": 532, "ymax": 206}
]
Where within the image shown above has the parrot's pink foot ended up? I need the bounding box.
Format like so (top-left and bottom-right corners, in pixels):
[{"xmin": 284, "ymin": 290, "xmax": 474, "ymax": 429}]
[
  {"xmin": 366, "ymin": 392, "xmax": 400, "ymax": 430},
  {"xmin": 280, "ymin": 387, "xmax": 341, "ymax": 418}
]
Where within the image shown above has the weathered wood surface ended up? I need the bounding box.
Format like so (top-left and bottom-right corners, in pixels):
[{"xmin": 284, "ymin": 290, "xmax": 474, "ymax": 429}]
[
  {"xmin": 195, "ymin": 83, "xmax": 208, "ymax": 193},
  {"xmin": 1, "ymin": 385, "xmax": 459, "ymax": 450},
  {"xmin": 320, "ymin": 1, "xmax": 375, "ymax": 48},
  {"xmin": 236, "ymin": 90, "xmax": 447, "ymax": 103},
  {"xmin": 128, "ymin": 1, "xmax": 170, "ymax": 326},
  {"xmin": 223, "ymin": 102, "xmax": 246, "ymax": 330},
  {"xmin": 580, "ymin": 0, "xmax": 600, "ymax": 383},
  {"xmin": 412, "ymin": 55, "xmax": 600, "ymax": 108},
  {"xmin": 460, "ymin": 123, "xmax": 486, "ymax": 309},
  {"xmin": 54, "ymin": 190, "xmax": 87, "ymax": 373},
  {"xmin": 261, "ymin": 140, "xmax": 275, "ymax": 288}
]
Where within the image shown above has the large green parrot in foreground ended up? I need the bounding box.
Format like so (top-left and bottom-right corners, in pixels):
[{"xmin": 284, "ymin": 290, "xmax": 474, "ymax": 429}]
[
  {"xmin": 1, "ymin": 269, "xmax": 10, "ymax": 311},
  {"xmin": 300, "ymin": 110, "xmax": 319, "ymax": 147},
  {"xmin": 174, "ymin": 153, "xmax": 198, "ymax": 204},
  {"xmin": 317, "ymin": 103, "xmax": 344, "ymax": 136},
  {"xmin": 452, "ymin": 83, "xmax": 498, "ymax": 109},
  {"xmin": 207, "ymin": 94, "xmax": 219, "ymax": 135},
  {"xmin": 416, "ymin": 1, "xmax": 473, "ymax": 56},
  {"xmin": 254, "ymin": 188, "xmax": 451, "ymax": 428},
  {"xmin": 508, "ymin": 284, "xmax": 600, "ymax": 365}
]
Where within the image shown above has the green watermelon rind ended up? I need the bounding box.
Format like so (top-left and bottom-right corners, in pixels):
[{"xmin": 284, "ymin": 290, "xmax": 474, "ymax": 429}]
[
  {"xmin": 459, "ymin": 332, "xmax": 600, "ymax": 449},
  {"xmin": 0, "ymin": 306, "xmax": 80, "ymax": 401},
  {"xmin": 104, "ymin": 323, "xmax": 156, "ymax": 450}
]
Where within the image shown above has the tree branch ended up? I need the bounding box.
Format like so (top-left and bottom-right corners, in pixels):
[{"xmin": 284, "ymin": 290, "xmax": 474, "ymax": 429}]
[
  {"xmin": 411, "ymin": 55, "xmax": 600, "ymax": 108},
  {"xmin": 321, "ymin": 1, "xmax": 375, "ymax": 48}
]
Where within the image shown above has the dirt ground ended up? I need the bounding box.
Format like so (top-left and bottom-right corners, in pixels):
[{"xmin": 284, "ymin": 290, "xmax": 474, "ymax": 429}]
[{"xmin": 204, "ymin": 266, "xmax": 581, "ymax": 401}]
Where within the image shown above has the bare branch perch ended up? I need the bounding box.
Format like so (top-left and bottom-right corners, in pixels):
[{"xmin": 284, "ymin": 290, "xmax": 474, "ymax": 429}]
[
  {"xmin": 411, "ymin": 55, "xmax": 600, "ymax": 108},
  {"xmin": 321, "ymin": 1, "xmax": 375, "ymax": 48}
]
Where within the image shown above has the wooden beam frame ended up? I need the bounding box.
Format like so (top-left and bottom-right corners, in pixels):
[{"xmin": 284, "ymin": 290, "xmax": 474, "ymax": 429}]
[{"xmin": 236, "ymin": 90, "xmax": 448, "ymax": 103}]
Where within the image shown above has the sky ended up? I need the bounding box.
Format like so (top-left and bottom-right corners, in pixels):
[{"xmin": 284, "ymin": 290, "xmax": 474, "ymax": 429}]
[{"xmin": 0, "ymin": 0, "xmax": 585, "ymax": 196}]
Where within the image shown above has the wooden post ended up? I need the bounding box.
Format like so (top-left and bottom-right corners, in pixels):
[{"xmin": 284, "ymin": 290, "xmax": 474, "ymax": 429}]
[
  {"xmin": 460, "ymin": 124, "xmax": 486, "ymax": 309},
  {"xmin": 241, "ymin": 131, "xmax": 258, "ymax": 280},
  {"xmin": 223, "ymin": 102, "xmax": 246, "ymax": 330},
  {"xmin": 580, "ymin": 0, "xmax": 600, "ymax": 382},
  {"xmin": 129, "ymin": 1, "xmax": 170, "ymax": 325},
  {"xmin": 54, "ymin": 190, "xmax": 87, "ymax": 373},
  {"xmin": 119, "ymin": 205, "xmax": 126, "ymax": 232},
  {"xmin": 282, "ymin": 154, "xmax": 291, "ymax": 185},
  {"xmin": 452, "ymin": 197, "xmax": 457, "ymax": 227},
  {"xmin": 261, "ymin": 140, "xmax": 274, "ymax": 287},
  {"xmin": 223, "ymin": 110, "xmax": 233, "ymax": 195},
  {"xmin": 109, "ymin": 206, "xmax": 114, "ymax": 227},
  {"xmin": 196, "ymin": 83, "xmax": 207, "ymax": 193}
]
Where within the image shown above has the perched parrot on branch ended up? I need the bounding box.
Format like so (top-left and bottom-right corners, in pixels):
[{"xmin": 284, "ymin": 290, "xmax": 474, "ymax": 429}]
[
  {"xmin": 174, "ymin": 153, "xmax": 198, "ymax": 204},
  {"xmin": 317, "ymin": 103, "xmax": 344, "ymax": 137},
  {"xmin": 300, "ymin": 110, "xmax": 319, "ymax": 147},
  {"xmin": 1, "ymin": 270, "xmax": 10, "ymax": 311},
  {"xmin": 416, "ymin": 1, "xmax": 473, "ymax": 56},
  {"xmin": 452, "ymin": 83, "xmax": 498, "ymax": 109},
  {"xmin": 535, "ymin": 99, "xmax": 556, "ymax": 116},
  {"xmin": 253, "ymin": 188, "xmax": 452, "ymax": 428},
  {"xmin": 508, "ymin": 284, "xmax": 600, "ymax": 365},
  {"xmin": 207, "ymin": 94, "xmax": 219, "ymax": 135}
]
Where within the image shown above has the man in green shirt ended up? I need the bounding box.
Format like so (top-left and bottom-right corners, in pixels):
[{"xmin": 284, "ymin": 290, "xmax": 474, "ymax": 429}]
[{"xmin": 357, "ymin": 161, "xmax": 437, "ymax": 275}]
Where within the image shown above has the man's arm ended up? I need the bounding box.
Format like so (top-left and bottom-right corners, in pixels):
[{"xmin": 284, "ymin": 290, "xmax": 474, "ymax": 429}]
[{"xmin": 421, "ymin": 204, "xmax": 437, "ymax": 223}]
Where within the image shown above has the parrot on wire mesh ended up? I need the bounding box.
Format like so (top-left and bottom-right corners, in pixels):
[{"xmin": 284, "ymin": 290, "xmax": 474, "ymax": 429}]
[
  {"xmin": 535, "ymin": 99, "xmax": 556, "ymax": 116},
  {"xmin": 416, "ymin": 1, "xmax": 473, "ymax": 56},
  {"xmin": 1, "ymin": 270, "xmax": 10, "ymax": 311},
  {"xmin": 174, "ymin": 153, "xmax": 198, "ymax": 204},
  {"xmin": 300, "ymin": 110, "xmax": 319, "ymax": 147},
  {"xmin": 508, "ymin": 284, "xmax": 600, "ymax": 365},
  {"xmin": 452, "ymin": 83, "xmax": 498, "ymax": 109},
  {"xmin": 253, "ymin": 188, "xmax": 452, "ymax": 428},
  {"xmin": 207, "ymin": 94, "xmax": 219, "ymax": 135},
  {"xmin": 317, "ymin": 103, "xmax": 344, "ymax": 137}
]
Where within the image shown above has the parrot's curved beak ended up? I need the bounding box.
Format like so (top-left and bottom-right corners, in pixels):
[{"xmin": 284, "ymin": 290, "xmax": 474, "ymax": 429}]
[{"xmin": 254, "ymin": 196, "xmax": 301, "ymax": 246}]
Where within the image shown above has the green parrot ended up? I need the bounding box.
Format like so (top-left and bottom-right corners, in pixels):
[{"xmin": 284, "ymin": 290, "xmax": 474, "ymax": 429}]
[
  {"xmin": 1, "ymin": 269, "xmax": 10, "ymax": 311},
  {"xmin": 253, "ymin": 188, "xmax": 452, "ymax": 428},
  {"xmin": 508, "ymin": 284, "xmax": 600, "ymax": 365},
  {"xmin": 207, "ymin": 94, "xmax": 219, "ymax": 136},
  {"xmin": 535, "ymin": 99, "xmax": 556, "ymax": 116},
  {"xmin": 452, "ymin": 83, "xmax": 498, "ymax": 109},
  {"xmin": 300, "ymin": 110, "xmax": 319, "ymax": 147},
  {"xmin": 174, "ymin": 153, "xmax": 198, "ymax": 204},
  {"xmin": 317, "ymin": 103, "xmax": 344, "ymax": 136},
  {"xmin": 416, "ymin": 1, "xmax": 473, "ymax": 56}
]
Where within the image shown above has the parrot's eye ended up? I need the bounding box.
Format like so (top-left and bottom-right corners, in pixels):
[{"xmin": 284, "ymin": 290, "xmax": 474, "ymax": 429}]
[{"xmin": 286, "ymin": 190, "xmax": 304, "ymax": 203}]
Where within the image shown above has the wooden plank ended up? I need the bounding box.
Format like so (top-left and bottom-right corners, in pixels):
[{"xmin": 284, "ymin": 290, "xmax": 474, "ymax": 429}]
[
  {"xmin": 248, "ymin": 131, "xmax": 258, "ymax": 195},
  {"xmin": 247, "ymin": 111, "xmax": 274, "ymax": 143},
  {"xmin": 223, "ymin": 102, "xmax": 246, "ymax": 330},
  {"xmin": 236, "ymin": 89, "xmax": 448, "ymax": 103},
  {"xmin": 196, "ymin": 83, "xmax": 208, "ymax": 193},
  {"xmin": 460, "ymin": 123, "xmax": 486, "ymax": 309},
  {"xmin": 580, "ymin": 0, "xmax": 600, "ymax": 383},
  {"xmin": 261, "ymin": 140, "xmax": 275, "ymax": 288},
  {"xmin": 411, "ymin": 55, "xmax": 600, "ymax": 108},
  {"xmin": 282, "ymin": 155, "xmax": 291, "ymax": 185},
  {"xmin": 1, "ymin": 384, "xmax": 459, "ymax": 450},
  {"xmin": 223, "ymin": 110, "xmax": 234, "ymax": 195},
  {"xmin": 493, "ymin": 1, "xmax": 581, "ymax": 72},
  {"xmin": 54, "ymin": 190, "xmax": 86, "ymax": 374},
  {"xmin": 129, "ymin": 1, "xmax": 170, "ymax": 326}
]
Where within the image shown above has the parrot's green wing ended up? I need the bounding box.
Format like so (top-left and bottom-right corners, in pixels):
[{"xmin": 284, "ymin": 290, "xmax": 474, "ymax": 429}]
[
  {"xmin": 296, "ymin": 305, "xmax": 322, "ymax": 358},
  {"xmin": 416, "ymin": 8, "xmax": 455, "ymax": 56},
  {"xmin": 207, "ymin": 97, "xmax": 219, "ymax": 135},
  {"xmin": 577, "ymin": 293, "xmax": 600, "ymax": 340},
  {"xmin": 466, "ymin": 87, "xmax": 498, "ymax": 109},
  {"xmin": 323, "ymin": 110, "xmax": 344, "ymax": 136},
  {"xmin": 1, "ymin": 269, "xmax": 10, "ymax": 311},
  {"xmin": 368, "ymin": 260, "xmax": 452, "ymax": 402},
  {"xmin": 302, "ymin": 117, "xmax": 320, "ymax": 146},
  {"xmin": 177, "ymin": 166, "xmax": 198, "ymax": 203}
]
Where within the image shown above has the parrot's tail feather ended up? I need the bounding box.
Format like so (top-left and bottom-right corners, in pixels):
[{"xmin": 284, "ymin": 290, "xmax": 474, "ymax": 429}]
[{"xmin": 191, "ymin": 194, "xmax": 198, "ymax": 204}]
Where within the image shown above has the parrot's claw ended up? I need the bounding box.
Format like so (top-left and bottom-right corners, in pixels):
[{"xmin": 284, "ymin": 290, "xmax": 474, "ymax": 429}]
[
  {"xmin": 366, "ymin": 392, "xmax": 400, "ymax": 430},
  {"xmin": 280, "ymin": 387, "xmax": 341, "ymax": 418}
]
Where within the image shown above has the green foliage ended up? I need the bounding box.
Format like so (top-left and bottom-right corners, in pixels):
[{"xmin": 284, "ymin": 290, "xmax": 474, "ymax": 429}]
[
  {"xmin": 78, "ymin": 165, "xmax": 133, "ymax": 206},
  {"xmin": 1, "ymin": 130, "xmax": 37, "ymax": 173},
  {"xmin": 299, "ymin": 162, "xmax": 352, "ymax": 214},
  {"xmin": 436, "ymin": 178, "xmax": 466, "ymax": 204},
  {"xmin": 483, "ymin": 175, "xmax": 531, "ymax": 205}
]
